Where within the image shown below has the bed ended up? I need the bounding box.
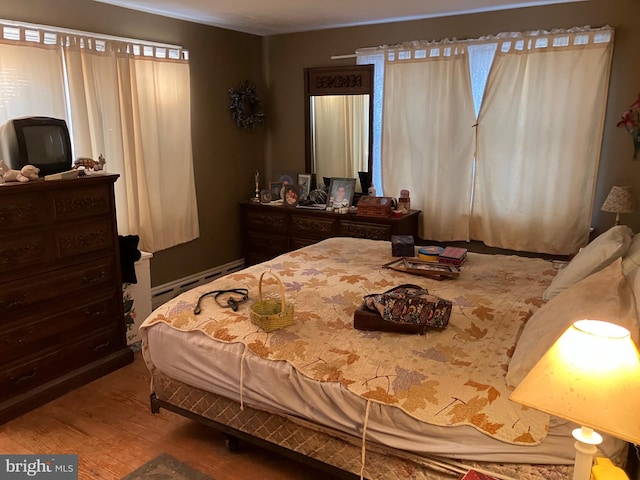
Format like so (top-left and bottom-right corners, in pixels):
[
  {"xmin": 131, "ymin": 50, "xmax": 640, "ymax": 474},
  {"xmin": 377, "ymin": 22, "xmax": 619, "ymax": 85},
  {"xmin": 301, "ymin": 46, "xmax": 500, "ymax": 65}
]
[{"xmin": 140, "ymin": 233, "xmax": 639, "ymax": 479}]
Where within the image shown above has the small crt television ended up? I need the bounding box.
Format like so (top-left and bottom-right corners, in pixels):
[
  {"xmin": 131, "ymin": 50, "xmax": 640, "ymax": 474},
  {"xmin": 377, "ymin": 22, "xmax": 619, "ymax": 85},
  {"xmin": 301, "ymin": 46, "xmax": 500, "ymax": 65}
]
[{"xmin": 0, "ymin": 116, "xmax": 73, "ymax": 177}]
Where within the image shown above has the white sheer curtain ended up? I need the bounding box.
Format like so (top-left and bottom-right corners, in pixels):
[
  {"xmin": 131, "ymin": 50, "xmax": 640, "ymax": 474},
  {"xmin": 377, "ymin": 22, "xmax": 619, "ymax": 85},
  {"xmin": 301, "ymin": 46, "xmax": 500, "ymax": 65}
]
[
  {"xmin": 356, "ymin": 26, "xmax": 613, "ymax": 253},
  {"xmin": 471, "ymin": 28, "xmax": 614, "ymax": 254},
  {"xmin": 63, "ymin": 39, "xmax": 129, "ymax": 230},
  {"xmin": 381, "ymin": 43, "xmax": 476, "ymax": 240},
  {"xmin": 0, "ymin": 21, "xmax": 199, "ymax": 253},
  {"xmin": 64, "ymin": 38, "xmax": 199, "ymax": 253},
  {"xmin": 311, "ymin": 94, "xmax": 368, "ymax": 184},
  {"xmin": 0, "ymin": 26, "xmax": 67, "ymax": 123},
  {"xmin": 117, "ymin": 52, "xmax": 198, "ymax": 251}
]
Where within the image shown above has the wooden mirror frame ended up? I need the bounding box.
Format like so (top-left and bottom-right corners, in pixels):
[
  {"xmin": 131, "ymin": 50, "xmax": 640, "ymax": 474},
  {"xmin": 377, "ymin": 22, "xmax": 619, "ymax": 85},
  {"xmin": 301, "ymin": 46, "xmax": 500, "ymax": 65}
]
[{"xmin": 304, "ymin": 64, "xmax": 375, "ymax": 179}]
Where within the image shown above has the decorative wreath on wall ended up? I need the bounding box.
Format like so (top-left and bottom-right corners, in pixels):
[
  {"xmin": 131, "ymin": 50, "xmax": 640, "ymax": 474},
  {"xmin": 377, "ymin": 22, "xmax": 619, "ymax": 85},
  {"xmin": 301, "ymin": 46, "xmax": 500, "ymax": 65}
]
[{"xmin": 228, "ymin": 80, "xmax": 265, "ymax": 129}]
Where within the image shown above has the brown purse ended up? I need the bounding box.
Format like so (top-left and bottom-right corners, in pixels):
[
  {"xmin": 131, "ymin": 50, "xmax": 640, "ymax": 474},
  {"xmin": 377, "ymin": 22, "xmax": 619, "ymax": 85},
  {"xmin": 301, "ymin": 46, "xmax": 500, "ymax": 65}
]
[{"xmin": 362, "ymin": 284, "xmax": 452, "ymax": 330}]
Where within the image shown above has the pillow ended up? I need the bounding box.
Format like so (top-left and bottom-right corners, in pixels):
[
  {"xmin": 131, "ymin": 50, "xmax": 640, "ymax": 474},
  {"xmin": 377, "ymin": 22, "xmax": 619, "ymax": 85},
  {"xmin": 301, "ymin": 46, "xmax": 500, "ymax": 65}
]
[
  {"xmin": 622, "ymin": 233, "xmax": 640, "ymax": 275},
  {"xmin": 507, "ymin": 258, "xmax": 639, "ymax": 388},
  {"xmin": 542, "ymin": 225, "xmax": 633, "ymax": 301},
  {"xmin": 624, "ymin": 265, "xmax": 640, "ymax": 333}
]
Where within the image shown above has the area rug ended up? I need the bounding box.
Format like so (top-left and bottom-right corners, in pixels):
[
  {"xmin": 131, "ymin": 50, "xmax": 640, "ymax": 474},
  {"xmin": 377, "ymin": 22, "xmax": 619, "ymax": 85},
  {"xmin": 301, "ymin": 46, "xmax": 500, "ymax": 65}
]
[{"xmin": 121, "ymin": 453, "xmax": 213, "ymax": 480}]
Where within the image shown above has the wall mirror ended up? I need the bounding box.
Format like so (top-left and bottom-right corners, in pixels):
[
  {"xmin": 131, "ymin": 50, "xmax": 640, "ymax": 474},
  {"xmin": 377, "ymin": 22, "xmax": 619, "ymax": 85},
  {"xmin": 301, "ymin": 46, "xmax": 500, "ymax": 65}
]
[{"xmin": 304, "ymin": 64, "xmax": 374, "ymax": 192}]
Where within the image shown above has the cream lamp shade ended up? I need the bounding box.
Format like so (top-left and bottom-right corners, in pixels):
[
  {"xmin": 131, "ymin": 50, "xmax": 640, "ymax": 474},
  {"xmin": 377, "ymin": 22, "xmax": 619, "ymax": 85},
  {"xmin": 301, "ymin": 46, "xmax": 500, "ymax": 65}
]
[
  {"xmin": 510, "ymin": 319, "xmax": 640, "ymax": 443},
  {"xmin": 601, "ymin": 185, "xmax": 636, "ymax": 225},
  {"xmin": 510, "ymin": 320, "xmax": 640, "ymax": 480}
]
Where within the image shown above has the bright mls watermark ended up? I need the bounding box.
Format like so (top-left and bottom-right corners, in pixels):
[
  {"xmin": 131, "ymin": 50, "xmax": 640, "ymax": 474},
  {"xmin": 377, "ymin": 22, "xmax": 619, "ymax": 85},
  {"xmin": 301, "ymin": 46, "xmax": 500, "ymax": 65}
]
[{"xmin": 0, "ymin": 455, "xmax": 78, "ymax": 479}]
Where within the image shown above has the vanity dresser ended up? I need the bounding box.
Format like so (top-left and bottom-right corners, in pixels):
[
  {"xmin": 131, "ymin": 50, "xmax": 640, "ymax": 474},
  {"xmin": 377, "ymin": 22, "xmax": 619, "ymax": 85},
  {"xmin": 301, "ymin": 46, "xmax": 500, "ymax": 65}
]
[
  {"xmin": 240, "ymin": 201, "xmax": 420, "ymax": 265},
  {"xmin": 0, "ymin": 174, "xmax": 133, "ymax": 424}
]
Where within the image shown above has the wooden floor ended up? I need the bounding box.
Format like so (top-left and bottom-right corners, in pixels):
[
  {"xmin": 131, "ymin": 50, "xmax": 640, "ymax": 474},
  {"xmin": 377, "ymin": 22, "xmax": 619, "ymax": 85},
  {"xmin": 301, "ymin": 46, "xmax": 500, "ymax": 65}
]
[{"xmin": 0, "ymin": 351, "xmax": 340, "ymax": 480}]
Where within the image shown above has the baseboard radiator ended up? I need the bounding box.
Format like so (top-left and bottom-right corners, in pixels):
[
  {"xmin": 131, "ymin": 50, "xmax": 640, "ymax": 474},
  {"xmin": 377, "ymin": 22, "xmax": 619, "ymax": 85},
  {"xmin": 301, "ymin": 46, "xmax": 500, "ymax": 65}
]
[{"xmin": 151, "ymin": 259, "xmax": 245, "ymax": 309}]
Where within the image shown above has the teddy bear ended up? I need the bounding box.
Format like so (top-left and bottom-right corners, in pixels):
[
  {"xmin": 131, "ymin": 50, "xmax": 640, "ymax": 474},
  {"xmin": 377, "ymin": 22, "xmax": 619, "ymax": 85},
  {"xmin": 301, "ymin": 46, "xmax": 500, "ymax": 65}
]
[{"xmin": 3, "ymin": 165, "xmax": 40, "ymax": 183}]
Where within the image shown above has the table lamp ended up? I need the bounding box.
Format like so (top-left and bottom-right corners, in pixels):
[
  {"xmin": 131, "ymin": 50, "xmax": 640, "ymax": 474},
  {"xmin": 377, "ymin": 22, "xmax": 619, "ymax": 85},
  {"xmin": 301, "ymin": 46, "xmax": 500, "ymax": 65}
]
[
  {"xmin": 510, "ymin": 319, "xmax": 640, "ymax": 480},
  {"xmin": 601, "ymin": 186, "xmax": 636, "ymax": 225}
]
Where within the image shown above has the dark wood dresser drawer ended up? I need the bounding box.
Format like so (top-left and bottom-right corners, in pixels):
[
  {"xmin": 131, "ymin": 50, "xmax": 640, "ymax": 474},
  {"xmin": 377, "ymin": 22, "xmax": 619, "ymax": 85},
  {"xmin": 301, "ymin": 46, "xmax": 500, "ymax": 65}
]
[
  {"xmin": 246, "ymin": 231, "xmax": 288, "ymax": 256},
  {"xmin": 0, "ymin": 291, "xmax": 122, "ymax": 364},
  {"xmin": 291, "ymin": 236, "xmax": 320, "ymax": 251},
  {"xmin": 0, "ymin": 232, "xmax": 48, "ymax": 275},
  {"xmin": 54, "ymin": 218, "xmax": 115, "ymax": 259},
  {"xmin": 0, "ymin": 257, "xmax": 117, "ymax": 315},
  {"xmin": 0, "ymin": 191, "xmax": 46, "ymax": 230},
  {"xmin": 53, "ymin": 184, "xmax": 114, "ymax": 222},
  {"xmin": 290, "ymin": 214, "xmax": 335, "ymax": 240},
  {"xmin": 339, "ymin": 220, "xmax": 392, "ymax": 240},
  {"xmin": 243, "ymin": 208, "xmax": 287, "ymax": 233},
  {"xmin": 0, "ymin": 324, "xmax": 126, "ymax": 402},
  {"xmin": 246, "ymin": 252, "xmax": 277, "ymax": 266}
]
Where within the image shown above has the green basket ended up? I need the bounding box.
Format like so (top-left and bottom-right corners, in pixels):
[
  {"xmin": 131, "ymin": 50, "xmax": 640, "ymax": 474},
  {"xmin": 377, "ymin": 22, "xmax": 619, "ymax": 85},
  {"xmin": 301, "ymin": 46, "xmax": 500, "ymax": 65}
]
[{"xmin": 250, "ymin": 271, "xmax": 294, "ymax": 332}]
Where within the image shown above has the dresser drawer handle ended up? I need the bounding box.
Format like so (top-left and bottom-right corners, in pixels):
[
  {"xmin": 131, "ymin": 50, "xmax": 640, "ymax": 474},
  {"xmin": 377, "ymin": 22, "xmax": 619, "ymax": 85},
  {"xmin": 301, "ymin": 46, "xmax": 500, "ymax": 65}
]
[
  {"xmin": 0, "ymin": 294, "xmax": 28, "ymax": 310},
  {"xmin": 81, "ymin": 271, "xmax": 106, "ymax": 285},
  {"xmin": 10, "ymin": 368, "xmax": 37, "ymax": 385},
  {"xmin": 93, "ymin": 340, "xmax": 110, "ymax": 351},
  {"xmin": 4, "ymin": 329, "xmax": 34, "ymax": 346},
  {"xmin": 85, "ymin": 306, "xmax": 108, "ymax": 319}
]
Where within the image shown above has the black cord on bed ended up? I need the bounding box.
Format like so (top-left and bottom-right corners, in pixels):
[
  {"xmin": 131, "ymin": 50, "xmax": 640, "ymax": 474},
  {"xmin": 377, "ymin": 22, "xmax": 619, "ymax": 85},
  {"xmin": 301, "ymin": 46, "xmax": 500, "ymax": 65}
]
[{"xmin": 193, "ymin": 289, "xmax": 249, "ymax": 314}]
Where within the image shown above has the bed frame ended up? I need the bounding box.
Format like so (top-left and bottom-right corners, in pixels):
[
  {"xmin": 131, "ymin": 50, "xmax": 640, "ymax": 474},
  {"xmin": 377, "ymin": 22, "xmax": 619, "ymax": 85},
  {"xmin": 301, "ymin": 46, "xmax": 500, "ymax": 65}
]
[{"xmin": 148, "ymin": 369, "xmax": 585, "ymax": 480}]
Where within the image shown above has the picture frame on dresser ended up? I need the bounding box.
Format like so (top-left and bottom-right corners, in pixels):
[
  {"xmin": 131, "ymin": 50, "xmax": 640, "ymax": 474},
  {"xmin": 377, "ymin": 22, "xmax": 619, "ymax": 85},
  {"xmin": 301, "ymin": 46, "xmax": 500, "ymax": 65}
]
[
  {"xmin": 269, "ymin": 181, "xmax": 283, "ymax": 200},
  {"xmin": 327, "ymin": 177, "xmax": 356, "ymax": 208},
  {"xmin": 297, "ymin": 173, "xmax": 313, "ymax": 199},
  {"xmin": 282, "ymin": 184, "xmax": 299, "ymax": 207},
  {"xmin": 259, "ymin": 189, "xmax": 272, "ymax": 204},
  {"xmin": 277, "ymin": 173, "xmax": 296, "ymax": 186}
]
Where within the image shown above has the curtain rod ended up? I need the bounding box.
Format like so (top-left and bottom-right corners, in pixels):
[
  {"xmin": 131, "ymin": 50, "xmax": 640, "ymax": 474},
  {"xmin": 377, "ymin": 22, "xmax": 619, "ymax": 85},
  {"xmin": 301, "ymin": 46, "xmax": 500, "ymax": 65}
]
[
  {"xmin": 331, "ymin": 53, "xmax": 357, "ymax": 60},
  {"xmin": 331, "ymin": 25, "xmax": 613, "ymax": 60},
  {"xmin": 0, "ymin": 18, "xmax": 184, "ymax": 50}
]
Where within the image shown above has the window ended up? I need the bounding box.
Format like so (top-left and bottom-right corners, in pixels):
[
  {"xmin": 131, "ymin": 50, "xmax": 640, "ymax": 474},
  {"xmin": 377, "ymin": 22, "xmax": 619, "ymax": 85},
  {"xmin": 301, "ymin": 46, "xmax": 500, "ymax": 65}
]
[
  {"xmin": 0, "ymin": 20, "xmax": 199, "ymax": 253},
  {"xmin": 357, "ymin": 26, "xmax": 613, "ymax": 254}
]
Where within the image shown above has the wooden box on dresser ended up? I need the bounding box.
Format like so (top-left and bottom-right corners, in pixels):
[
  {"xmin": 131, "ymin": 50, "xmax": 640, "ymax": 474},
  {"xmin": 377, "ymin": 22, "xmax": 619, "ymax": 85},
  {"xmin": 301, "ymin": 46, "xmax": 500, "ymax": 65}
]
[
  {"xmin": 240, "ymin": 201, "xmax": 420, "ymax": 265},
  {"xmin": 0, "ymin": 174, "xmax": 133, "ymax": 424}
]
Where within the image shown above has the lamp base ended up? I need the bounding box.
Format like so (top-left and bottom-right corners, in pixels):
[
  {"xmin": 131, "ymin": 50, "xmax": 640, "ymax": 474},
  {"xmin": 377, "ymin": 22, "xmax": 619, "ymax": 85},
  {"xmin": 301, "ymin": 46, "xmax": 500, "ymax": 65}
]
[{"xmin": 572, "ymin": 426, "xmax": 603, "ymax": 480}]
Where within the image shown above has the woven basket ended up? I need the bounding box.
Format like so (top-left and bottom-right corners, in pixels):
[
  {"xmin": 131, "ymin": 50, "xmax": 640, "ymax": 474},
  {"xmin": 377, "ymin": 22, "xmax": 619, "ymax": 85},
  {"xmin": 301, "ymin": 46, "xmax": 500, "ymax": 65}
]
[{"xmin": 250, "ymin": 271, "xmax": 294, "ymax": 332}]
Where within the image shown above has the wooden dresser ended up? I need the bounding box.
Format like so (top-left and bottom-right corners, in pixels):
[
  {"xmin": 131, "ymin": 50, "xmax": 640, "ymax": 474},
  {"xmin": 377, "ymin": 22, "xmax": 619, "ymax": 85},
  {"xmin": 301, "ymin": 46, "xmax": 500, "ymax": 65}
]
[
  {"xmin": 0, "ymin": 174, "xmax": 133, "ymax": 424},
  {"xmin": 240, "ymin": 201, "xmax": 420, "ymax": 265}
]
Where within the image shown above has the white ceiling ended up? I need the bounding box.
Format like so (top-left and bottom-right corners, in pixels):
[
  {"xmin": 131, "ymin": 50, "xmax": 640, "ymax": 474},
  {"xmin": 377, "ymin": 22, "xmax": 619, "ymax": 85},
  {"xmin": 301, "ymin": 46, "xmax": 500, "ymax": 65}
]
[{"xmin": 93, "ymin": 0, "xmax": 585, "ymax": 36}]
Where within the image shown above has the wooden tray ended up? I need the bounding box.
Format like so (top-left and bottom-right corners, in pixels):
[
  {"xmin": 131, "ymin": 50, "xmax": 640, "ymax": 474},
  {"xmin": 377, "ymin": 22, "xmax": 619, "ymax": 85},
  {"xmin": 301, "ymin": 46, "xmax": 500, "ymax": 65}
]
[{"xmin": 382, "ymin": 257, "xmax": 459, "ymax": 280}]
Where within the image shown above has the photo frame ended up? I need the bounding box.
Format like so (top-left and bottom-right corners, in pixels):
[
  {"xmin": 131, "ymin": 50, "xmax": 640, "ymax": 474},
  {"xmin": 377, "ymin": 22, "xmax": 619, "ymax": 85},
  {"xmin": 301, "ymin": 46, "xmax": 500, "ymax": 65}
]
[
  {"xmin": 269, "ymin": 181, "xmax": 283, "ymax": 200},
  {"xmin": 327, "ymin": 177, "xmax": 356, "ymax": 208},
  {"xmin": 297, "ymin": 173, "xmax": 313, "ymax": 199},
  {"xmin": 259, "ymin": 189, "xmax": 272, "ymax": 204},
  {"xmin": 282, "ymin": 184, "xmax": 300, "ymax": 207},
  {"xmin": 277, "ymin": 173, "xmax": 296, "ymax": 186}
]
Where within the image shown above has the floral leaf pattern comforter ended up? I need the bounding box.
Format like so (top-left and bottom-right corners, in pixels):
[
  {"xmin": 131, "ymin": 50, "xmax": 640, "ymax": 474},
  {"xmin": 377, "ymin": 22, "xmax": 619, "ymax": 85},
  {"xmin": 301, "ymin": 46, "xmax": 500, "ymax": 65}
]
[{"xmin": 141, "ymin": 237, "xmax": 557, "ymax": 445}]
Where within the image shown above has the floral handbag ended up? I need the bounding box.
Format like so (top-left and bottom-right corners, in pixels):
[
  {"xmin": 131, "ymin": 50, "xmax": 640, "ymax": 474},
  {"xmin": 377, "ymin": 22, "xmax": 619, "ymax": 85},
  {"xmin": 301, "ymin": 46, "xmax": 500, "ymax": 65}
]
[{"xmin": 363, "ymin": 284, "xmax": 452, "ymax": 329}]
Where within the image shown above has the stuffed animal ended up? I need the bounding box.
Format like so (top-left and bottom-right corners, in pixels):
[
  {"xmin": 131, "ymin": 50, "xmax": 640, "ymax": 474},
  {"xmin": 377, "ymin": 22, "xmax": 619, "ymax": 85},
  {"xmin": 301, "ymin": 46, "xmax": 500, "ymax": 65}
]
[
  {"xmin": 73, "ymin": 154, "xmax": 106, "ymax": 171},
  {"xmin": 4, "ymin": 165, "xmax": 40, "ymax": 183}
]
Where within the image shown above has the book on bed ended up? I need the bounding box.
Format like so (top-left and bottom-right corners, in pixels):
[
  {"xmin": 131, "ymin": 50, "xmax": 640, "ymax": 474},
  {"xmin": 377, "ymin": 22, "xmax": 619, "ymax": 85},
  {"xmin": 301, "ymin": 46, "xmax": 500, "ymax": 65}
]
[{"xmin": 439, "ymin": 246, "xmax": 468, "ymax": 266}]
